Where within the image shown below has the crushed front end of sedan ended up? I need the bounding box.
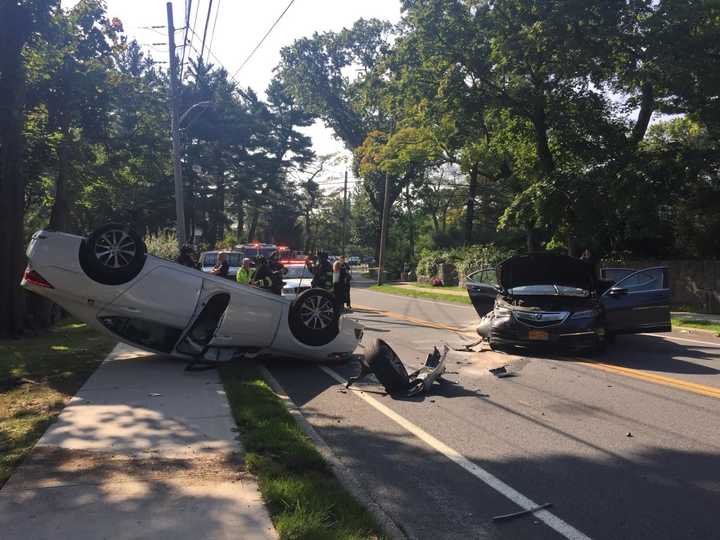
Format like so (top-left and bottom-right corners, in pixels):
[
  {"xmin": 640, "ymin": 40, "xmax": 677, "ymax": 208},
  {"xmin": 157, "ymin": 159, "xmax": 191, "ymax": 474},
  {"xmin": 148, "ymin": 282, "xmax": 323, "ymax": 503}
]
[{"xmin": 466, "ymin": 253, "xmax": 671, "ymax": 354}]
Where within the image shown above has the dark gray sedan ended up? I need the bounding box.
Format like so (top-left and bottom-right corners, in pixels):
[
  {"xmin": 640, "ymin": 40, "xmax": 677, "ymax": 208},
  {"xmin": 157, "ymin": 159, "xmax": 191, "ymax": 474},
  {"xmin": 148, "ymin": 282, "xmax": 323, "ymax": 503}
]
[{"xmin": 466, "ymin": 253, "xmax": 671, "ymax": 353}]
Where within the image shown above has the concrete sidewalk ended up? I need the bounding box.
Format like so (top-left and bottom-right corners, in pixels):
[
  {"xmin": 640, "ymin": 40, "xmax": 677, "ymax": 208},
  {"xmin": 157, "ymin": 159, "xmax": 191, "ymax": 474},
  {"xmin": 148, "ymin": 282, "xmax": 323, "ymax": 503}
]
[{"xmin": 0, "ymin": 343, "xmax": 277, "ymax": 540}]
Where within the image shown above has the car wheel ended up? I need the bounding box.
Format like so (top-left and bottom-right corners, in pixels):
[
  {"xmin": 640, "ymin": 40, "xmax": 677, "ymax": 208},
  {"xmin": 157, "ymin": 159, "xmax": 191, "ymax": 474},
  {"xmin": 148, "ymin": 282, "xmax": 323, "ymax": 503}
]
[
  {"xmin": 289, "ymin": 288, "xmax": 340, "ymax": 346},
  {"xmin": 364, "ymin": 339, "xmax": 410, "ymax": 393},
  {"xmin": 80, "ymin": 224, "xmax": 146, "ymax": 285}
]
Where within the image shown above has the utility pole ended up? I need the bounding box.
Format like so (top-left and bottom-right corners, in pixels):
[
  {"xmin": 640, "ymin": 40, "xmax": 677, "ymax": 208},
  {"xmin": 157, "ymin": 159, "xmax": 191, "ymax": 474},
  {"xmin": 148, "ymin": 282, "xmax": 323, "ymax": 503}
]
[
  {"xmin": 341, "ymin": 169, "xmax": 348, "ymax": 257},
  {"xmin": 377, "ymin": 171, "xmax": 390, "ymax": 286},
  {"xmin": 166, "ymin": 2, "xmax": 187, "ymax": 246}
]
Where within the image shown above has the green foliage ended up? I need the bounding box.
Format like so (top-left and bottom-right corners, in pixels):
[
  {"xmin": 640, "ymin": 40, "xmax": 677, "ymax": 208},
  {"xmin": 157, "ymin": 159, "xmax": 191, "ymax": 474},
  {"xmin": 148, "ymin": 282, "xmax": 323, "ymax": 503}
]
[
  {"xmin": 416, "ymin": 245, "xmax": 513, "ymax": 278},
  {"xmin": 144, "ymin": 231, "xmax": 179, "ymax": 261}
]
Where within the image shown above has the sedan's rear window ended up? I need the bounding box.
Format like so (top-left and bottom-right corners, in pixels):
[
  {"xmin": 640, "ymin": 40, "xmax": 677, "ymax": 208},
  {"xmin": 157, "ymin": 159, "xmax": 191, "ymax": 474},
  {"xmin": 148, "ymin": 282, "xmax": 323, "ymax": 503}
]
[
  {"xmin": 201, "ymin": 252, "xmax": 242, "ymax": 267},
  {"xmin": 508, "ymin": 285, "xmax": 589, "ymax": 297},
  {"xmin": 285, "ymin": 265, "xmax": 313, "ymax": 279}
]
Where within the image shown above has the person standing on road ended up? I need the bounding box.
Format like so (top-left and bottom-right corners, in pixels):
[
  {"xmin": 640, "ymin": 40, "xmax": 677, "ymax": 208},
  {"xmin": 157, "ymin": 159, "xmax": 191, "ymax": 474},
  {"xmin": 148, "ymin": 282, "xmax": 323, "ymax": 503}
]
[
  {"xmin": 308, "ymin": 251, "xmax": 333, "ymax": 290},
  {"xmin": 211, "ymin": 251, "xmax": 229, "ymax": 278},
  {"xmin": 176, "ymin": 244, "xmax": 196, "ymax": 268},
  {"xmin": 341, "ymin": 256, "xmax": 352, "ymax": 310},
  {"xmin": 332, "ymin": 257, "xmax": 345, "ymax": 309},
  {"xmin": 251, "ymin": 256, "xmax": 273, "ymax": 291},
  {"xmin": 236, "ymin": 258, "xmax": 254, "ymax": 285},
  {"xmin": 268, "ymin": 251, "xmax": 287, "ymax": 295}
]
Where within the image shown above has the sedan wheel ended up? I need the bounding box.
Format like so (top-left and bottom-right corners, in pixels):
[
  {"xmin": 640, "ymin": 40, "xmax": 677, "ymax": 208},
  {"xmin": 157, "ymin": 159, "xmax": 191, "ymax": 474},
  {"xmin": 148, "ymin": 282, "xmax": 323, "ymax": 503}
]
[
  {"xmin": 289, "ymin": 289, "xmax": 340, "ymax": 346},
  {"xmin": 299, "ymin": 294, "xmax": 335, "ymax": 330},
  {"xmin": 80, "ymin": 224, "xmax": 146, "ymax": 285}
]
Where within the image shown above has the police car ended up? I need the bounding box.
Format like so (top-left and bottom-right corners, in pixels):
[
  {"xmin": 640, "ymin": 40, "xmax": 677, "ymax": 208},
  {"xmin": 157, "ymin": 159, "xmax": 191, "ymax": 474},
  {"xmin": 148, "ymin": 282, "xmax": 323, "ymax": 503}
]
[{"xmin": 281, "ymin": 262, "xmax": 314, "ymax": 300}]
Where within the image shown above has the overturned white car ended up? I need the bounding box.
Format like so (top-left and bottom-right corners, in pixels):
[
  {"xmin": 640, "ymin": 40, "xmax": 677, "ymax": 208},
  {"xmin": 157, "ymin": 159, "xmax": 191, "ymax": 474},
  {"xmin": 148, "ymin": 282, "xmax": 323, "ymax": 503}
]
[{"xmin": 22, "ymin": 224, "xmax": 362, "ymax": 363}]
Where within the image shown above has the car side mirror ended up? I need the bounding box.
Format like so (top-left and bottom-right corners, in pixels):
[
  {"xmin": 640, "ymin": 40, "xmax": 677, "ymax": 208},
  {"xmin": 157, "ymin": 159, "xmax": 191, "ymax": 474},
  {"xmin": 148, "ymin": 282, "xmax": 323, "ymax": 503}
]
[{"xmin": 608, "ymin": 287, "xmax": 628, "ymax": 297}]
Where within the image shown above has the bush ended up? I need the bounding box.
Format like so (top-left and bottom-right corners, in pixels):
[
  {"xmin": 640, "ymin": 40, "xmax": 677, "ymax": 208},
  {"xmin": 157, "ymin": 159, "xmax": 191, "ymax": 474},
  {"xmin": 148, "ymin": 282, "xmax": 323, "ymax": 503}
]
[
  {"xmin": 144, "ymin": 230, "xmax": 179, "ymax": 260},
  {"xmin": 416, "ymin": 244, "xmax": 514, "ymax": 280}
]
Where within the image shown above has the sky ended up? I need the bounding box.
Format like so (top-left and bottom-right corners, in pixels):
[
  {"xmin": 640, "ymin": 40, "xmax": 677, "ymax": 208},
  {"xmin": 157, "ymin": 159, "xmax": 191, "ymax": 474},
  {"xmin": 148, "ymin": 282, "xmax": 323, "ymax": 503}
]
[{"xmin": 65, "ymin": 0, "xmax": 403, "ymax": 189}]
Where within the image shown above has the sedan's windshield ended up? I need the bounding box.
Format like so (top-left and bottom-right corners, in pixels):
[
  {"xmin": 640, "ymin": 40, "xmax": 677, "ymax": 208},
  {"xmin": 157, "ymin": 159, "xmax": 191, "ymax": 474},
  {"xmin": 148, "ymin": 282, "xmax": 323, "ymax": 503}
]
[
  {"xmin": 507, "ymin": 285, "xmax": 589, "ymax": 297},
  {"xmin": 285, "ymin": 265, "xmax": 313, "ymax": 279}
]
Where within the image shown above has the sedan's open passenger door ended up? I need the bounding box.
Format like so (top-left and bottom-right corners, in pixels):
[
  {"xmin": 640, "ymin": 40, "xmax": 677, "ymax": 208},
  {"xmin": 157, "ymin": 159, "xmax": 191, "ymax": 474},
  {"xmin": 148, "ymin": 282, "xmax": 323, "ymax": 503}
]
[
  {"xmin": 465, "ymin": 268, "xmax": 500, "ymax": 317},
  {"xmin": 601, "ymin": 267, "xmax": 671, "ymax": 334}
]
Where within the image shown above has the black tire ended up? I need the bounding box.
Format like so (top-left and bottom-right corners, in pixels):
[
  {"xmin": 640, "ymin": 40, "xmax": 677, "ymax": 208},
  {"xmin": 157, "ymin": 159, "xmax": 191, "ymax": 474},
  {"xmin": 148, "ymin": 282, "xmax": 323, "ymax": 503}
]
[
  {"xmin": 80, "ymin": 224, "xmax": 146, "ymax": 285},
  {"xmin": 364, "ymin": 339, "xmax": 410, "ymax": 393},
  {"xmin": 289, "ymin": 288, "xmax": 340, "ymax": 346}
]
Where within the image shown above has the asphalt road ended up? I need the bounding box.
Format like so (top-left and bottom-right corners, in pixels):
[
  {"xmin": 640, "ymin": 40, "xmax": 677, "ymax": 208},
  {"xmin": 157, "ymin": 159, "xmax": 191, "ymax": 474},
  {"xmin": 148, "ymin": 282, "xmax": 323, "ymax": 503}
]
[{"xmin": 266, "ymin": 285, "xmax": 720, "ymax": 540}]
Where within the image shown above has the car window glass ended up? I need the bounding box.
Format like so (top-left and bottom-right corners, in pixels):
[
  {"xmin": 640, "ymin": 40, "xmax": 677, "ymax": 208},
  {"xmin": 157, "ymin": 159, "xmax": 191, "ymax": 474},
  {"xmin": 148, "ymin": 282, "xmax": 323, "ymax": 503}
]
[
  {"xmin": 202, "ymin": 253, "xmax": 217, "ymax": 267},
  {"xmin": 227, "ymin": 253, "xmax": 241, "ymax": 266},
  {"xmin": 100, "ymin": 317, "xmax": 182, "ymax": 353},
  {"xmin": 601, "ymin": 268, "xmax": 635, "ymax": 282},
  {"xmin": 615, "ymin": 268, "xmax": 664, "ymax": 292},
  {"xmin": 285, "ymin": 265, "xmax": 313, "ymax": 279},
  {"xmin": 508, "ymin": 285, "xmax": 588, "ymax": 297},
  {"xmin": 468, "ymin": 268, "xmax": 497, "ymax": 285}
]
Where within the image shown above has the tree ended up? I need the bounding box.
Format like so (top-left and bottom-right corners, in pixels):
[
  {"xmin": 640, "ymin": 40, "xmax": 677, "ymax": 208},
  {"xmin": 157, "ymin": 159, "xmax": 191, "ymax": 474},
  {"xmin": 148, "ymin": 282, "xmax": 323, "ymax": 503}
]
[{"xmin": 0, "ymin": 0, "xmax": 56, "ymax": 336}]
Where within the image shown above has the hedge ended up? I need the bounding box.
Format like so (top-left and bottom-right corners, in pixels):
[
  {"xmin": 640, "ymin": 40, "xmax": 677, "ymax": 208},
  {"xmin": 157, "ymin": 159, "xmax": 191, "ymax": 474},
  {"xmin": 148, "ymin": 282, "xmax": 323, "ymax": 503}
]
[{"xmin": 415, "ymin": 245, "xmax": 514, "ymax": 279}]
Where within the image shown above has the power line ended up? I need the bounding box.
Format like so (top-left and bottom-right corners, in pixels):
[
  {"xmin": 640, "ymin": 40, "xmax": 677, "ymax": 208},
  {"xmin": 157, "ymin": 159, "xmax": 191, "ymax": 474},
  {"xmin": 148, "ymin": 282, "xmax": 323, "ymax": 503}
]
[
  {"xmin": 231, "ymin": 0, "xmax": 295, "ymax": 80},
  {"xmin": 207, "ymin": 0, "xmax": 221, "ymax": 61},
  {"xmin": 187, "ymin": 27, "xmax": 226, "ymax": 71},
  {"xmin": 199, "ymin": 0, "xmax": 214, "ymax": 64}
]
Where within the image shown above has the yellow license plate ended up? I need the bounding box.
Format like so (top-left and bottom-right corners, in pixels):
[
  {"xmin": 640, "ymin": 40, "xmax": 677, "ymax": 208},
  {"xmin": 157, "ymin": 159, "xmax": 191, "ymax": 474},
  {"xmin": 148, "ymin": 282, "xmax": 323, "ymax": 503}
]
[{"xmin": 528, "ymin": 330, "xmax": 549, "ymax": 341}]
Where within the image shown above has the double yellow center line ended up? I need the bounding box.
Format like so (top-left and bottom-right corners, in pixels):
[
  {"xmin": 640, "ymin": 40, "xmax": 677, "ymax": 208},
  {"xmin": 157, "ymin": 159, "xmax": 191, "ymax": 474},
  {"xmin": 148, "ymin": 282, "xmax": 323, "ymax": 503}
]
[{"xmin": 352, "ymin": 304, "xmax": 720, "ymax": 400}]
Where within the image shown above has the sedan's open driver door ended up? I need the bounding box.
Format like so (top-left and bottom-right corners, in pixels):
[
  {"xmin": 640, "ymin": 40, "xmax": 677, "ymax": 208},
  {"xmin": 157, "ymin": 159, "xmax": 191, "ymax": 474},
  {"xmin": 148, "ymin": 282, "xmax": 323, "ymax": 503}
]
[
  {"xmin": 465, "ymin": 268, "xmax": 499, "ymax": 317},
  {"xmin": 601, "ymin": 267, "xmax": 671, "ymax": 334}
]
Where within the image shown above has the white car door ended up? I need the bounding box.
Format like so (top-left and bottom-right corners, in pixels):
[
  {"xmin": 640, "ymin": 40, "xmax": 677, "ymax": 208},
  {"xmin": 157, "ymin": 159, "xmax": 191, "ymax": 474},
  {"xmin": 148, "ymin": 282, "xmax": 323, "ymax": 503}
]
[
  {"xmin": 210, "ymin": 285, "xmax": 285, "ymax": 348},
  {"xmin": 99, "ymin": 265, "xmax": 203, "ymax": 329}
]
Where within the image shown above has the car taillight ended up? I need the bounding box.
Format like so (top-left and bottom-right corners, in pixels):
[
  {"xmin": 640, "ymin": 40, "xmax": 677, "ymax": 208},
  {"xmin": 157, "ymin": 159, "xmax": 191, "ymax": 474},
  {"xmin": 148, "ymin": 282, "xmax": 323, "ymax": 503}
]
[{"xmin": 23, "ymin": 266, "xmax": 53, "ymax": 288}]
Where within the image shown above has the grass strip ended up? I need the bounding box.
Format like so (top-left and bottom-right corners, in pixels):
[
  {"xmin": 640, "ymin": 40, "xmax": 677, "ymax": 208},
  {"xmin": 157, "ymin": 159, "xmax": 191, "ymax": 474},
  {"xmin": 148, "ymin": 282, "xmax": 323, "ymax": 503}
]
[
  {"xmin": 369, "ymin": 284, "xmax": 471, "ymax": 305},
  {"xmin": 408, "ymin": 283, "xmax": 467, "ymax": 293},
  {"xmin": 0, "ymin": 320, "xmax": 115, "ymax": 487},
  {"xmin": 671, "ymin": 317, "xmax": 720, "ymax": 336},
  {"xmin": 219, "ymin": 362, "xmax": 385, "ymax": 540}
]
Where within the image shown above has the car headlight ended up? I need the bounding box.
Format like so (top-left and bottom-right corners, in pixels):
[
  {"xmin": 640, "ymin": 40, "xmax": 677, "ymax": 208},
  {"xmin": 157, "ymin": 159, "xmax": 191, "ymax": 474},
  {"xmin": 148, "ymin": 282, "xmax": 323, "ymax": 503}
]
[
  {"xmin": 494, "ymin": 307, "xmax": 512, "ymax": 318},
  {"xmin": 570, "ymin": 308, "xmax": 600, "ymax": 320}
]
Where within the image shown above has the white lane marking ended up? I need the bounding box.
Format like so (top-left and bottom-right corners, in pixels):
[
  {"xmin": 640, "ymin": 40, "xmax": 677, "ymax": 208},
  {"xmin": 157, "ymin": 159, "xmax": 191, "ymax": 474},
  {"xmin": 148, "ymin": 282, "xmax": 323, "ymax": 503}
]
[
  {"xmin": 646, "ymin": 334, "xmax": 720, "ymax": 348},
  {"xmin": 319, "ymin": 366, "xmax": 591, "ymax": 540},
  {"xmin": 359, "ymin": 288, "xmax": 475, "ymax": 310}
]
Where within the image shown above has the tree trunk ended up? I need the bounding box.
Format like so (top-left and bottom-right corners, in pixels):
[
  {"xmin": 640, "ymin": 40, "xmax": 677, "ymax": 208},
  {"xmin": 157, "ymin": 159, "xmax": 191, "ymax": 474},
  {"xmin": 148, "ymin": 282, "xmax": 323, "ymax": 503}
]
[
  {"xmin": 405, "ymin": 184, "xmax": 414, "ymax": 260},
  {"xmin": 215, "ymin": 173, "xmax": 225, "ymax": 244},
  {"xmin": 532, "ymin": 96, "xmax": 555, "ymax": 175},
  {"xmin": 464, "ymin": 162, "xmax": 479, "ymax": 245},
  {"xmin": 0, "ymin": 30, "xmax": 28, "ymax": 337},
  {"xmin": 49, "ymin": 128, "xmax": 71, "ymax": 231},
  {"xmin": 630, "ymin": 82, "xmax": 654, "ymax": 144},
  {"xmin": 526, "ymin": 224, "xmax": 541, "ymax": 253},
  {"xmin": 236, "ymin": 202, "xmax": 244, "ymax": 242},
  {"xmin": 247, "ymin": 205, "xmax": 260, "ymax": 242},
  {"xmin": 527, "ymin": 94, "xmax": 554, "ymax": 252}
]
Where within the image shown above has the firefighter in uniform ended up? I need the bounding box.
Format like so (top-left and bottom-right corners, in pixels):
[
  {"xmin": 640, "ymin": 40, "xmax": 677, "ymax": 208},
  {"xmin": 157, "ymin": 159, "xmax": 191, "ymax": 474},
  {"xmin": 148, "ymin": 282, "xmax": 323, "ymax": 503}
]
[{"xmin": 252, "ymin": 256, "xmax": 273, "ymax": 291}]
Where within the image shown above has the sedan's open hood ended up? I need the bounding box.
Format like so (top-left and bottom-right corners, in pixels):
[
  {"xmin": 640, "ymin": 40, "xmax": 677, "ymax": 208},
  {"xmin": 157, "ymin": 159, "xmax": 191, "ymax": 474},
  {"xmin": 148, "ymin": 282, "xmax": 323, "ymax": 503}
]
[{"xmin": 497, "ymin": 253, "xmax": 596, "ymax": 292}]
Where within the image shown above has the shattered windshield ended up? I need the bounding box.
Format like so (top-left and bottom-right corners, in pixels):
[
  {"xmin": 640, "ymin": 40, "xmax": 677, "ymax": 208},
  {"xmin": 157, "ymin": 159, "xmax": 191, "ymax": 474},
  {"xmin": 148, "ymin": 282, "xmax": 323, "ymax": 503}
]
[{"xmin": 507, "ymin": 285, "xmax": 589, "ymax": 297}]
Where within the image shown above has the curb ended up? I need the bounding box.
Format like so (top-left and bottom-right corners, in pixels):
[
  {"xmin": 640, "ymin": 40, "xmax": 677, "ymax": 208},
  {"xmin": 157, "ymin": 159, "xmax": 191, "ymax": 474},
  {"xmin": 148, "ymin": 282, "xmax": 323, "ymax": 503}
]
[{"xmin": 258, "ymin": 364, "xmax": 410, "ymax": 540}]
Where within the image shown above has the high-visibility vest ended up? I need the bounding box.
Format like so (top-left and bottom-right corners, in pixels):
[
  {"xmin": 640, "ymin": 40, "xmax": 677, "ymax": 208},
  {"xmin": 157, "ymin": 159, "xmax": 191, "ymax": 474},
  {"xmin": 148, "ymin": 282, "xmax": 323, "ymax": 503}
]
[{"xmin": 236, "ymin": 267, "xmax": 254, "ymax": 285}]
